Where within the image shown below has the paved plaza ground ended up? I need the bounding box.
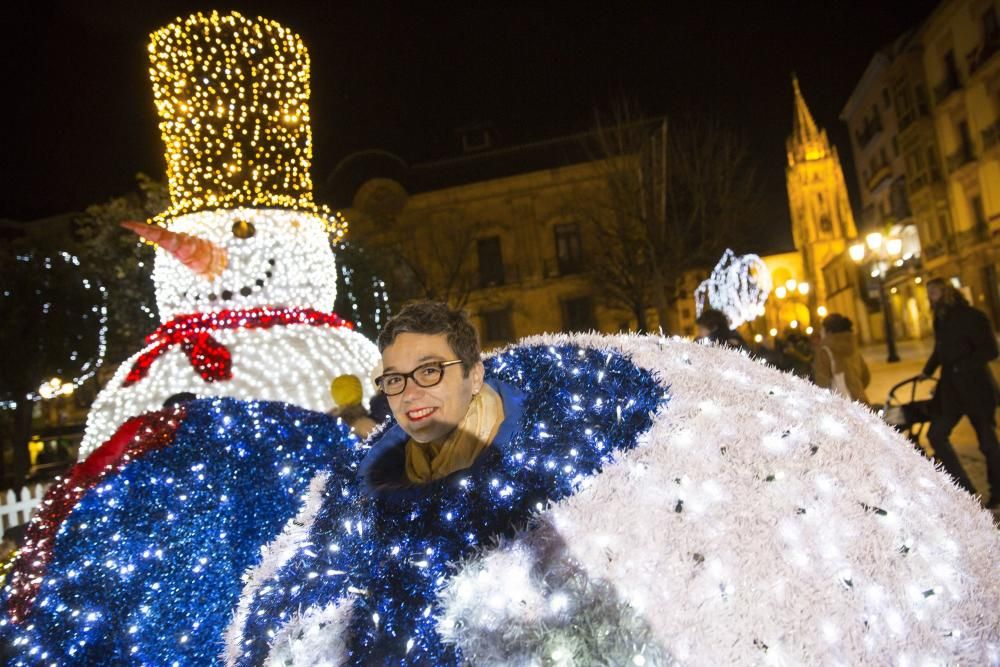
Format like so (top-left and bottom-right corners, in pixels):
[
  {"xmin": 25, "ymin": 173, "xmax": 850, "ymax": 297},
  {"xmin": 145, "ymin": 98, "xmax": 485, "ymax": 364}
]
[{"xmin": 861, "ymin": 337, "xmax": 998, "ymax": 511}]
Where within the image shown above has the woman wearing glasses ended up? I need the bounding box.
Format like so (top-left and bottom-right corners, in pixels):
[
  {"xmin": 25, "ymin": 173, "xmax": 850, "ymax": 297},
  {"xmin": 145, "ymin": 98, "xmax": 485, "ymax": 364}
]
[{"xmin": 359, "ymin": 301, "xmax": 525, "ymax": 496}]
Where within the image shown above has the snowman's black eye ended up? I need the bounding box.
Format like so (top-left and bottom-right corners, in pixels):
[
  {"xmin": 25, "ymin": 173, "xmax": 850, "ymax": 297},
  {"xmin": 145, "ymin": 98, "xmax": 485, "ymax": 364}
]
[{"xmin": 232, "ymin": 220, "xmax": 256, "ymax": 239}]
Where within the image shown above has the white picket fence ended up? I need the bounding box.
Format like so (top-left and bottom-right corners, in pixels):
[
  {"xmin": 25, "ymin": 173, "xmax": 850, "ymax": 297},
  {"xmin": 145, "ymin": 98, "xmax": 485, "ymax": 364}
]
[{"xmin": 1, "ymin": 483, "xmax": 50, "ymax": 533}]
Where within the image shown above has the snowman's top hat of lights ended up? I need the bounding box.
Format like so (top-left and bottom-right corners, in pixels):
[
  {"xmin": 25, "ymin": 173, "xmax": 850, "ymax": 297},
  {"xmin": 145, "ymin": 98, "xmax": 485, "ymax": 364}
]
[
  {"xmin": 125, "ymin": 11, "xmax": 349, "ymax": 320},
  {"xmin": 143, "ymin": 10, "xmax": 343, "ymax": 234}
]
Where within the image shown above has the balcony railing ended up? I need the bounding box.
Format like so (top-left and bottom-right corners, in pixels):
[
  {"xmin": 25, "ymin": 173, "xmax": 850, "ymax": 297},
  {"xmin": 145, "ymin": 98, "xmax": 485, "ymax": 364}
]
[
  {"xmin": 866, "ymin": 163, "xmax": 892, "ymax": 191},
  {"xmin": 898, "ymin": 102, "xmax": 930, "ymax": 131},
  {"xmin": 956, "ymin": 224, "xmax": 989, "ymax": 247},
  {"xmin": 907, "ymin": 166, "xmax": 943, "ymax": 194},
  {"xmin": 983, "ymin": 119, "xmax": 1000, "ymax": 150},
  {"xmin": 856, "ymin": 116, "xmax": 883, "ymax": 148},
  {"xmin": 923, "ymin": 241, "xmax": 947, "ymax": 260},
  {"xmin": 967, "ymin": 34, "xmax": 1000, "ymax": 75},
  {"xmin": 946, "ymin": 142, "xmax": 976, "ymax": 173},
  {"xmin": 933, "ymin": 72, "xmax": 962, "ymax": 105}
]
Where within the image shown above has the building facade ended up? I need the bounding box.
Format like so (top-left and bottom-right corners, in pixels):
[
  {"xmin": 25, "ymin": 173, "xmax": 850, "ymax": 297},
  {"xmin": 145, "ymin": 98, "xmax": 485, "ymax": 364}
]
[
  {"xmin": 840, "ymin": 35, "xmax": 933, "ymax": 344},
  {"xmin": 337, "ymin": 133, "xmax": 676, "ymax": 350},
  {"xmin": 922, "ymin": 0, "xmax": 1000, "ymax": 326},
  {"xmin": 790, "ymin": 0, "xmax": 1000, "ymax": 348}
]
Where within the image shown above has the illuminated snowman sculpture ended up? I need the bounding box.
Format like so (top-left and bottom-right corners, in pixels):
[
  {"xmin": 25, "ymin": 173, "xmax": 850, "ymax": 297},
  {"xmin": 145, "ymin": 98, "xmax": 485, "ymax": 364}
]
[{"xmin": 77, "ymin": 13, "xmax": 380, "ymax": 459}]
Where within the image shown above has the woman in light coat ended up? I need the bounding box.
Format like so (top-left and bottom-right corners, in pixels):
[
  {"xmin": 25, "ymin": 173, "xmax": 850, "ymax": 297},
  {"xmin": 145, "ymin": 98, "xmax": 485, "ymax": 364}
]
[{"xmin": 813, "ymin": 313, "xmax": 871, "ymax": 404}]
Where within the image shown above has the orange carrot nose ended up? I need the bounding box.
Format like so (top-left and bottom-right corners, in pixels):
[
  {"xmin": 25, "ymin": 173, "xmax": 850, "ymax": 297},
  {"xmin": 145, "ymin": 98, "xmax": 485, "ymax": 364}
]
[{"xmin": 121, "ymin": 221, "xmax": 228, "ymax": 281}]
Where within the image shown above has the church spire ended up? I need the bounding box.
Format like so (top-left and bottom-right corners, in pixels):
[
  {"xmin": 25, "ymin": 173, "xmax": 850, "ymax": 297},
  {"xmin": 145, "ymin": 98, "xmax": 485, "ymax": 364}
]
[
  {"xmin": 787, "ymin": 74, "xmax": 831, "ymax": 164},
  {"xmin": 784, "ymin": 73, "xmax": 857, "ymax": 313}
]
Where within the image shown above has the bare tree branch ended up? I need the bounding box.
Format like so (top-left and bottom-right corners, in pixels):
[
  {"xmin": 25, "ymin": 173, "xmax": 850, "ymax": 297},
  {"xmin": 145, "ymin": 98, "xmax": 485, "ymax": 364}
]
[{"xmin": 567, "ymin": 99, "xmax": 762, "ymax": 333}]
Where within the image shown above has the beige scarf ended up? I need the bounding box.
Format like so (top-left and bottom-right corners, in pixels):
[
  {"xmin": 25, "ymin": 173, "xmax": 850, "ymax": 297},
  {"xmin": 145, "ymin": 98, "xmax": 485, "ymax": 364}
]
[{"xmin": 405, "ymin": 383, "xmax": 504, "ymax": 483}]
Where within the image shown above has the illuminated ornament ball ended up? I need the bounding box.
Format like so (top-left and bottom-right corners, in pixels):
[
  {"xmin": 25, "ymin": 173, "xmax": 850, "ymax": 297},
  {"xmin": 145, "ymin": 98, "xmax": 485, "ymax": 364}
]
[
  {"xmin": 226, "ymin": 335, "xmax": 999, "ymax": 666},
  {"xmin": 695, "ymin": 248, "xmax": 772, "ymax": 328}
]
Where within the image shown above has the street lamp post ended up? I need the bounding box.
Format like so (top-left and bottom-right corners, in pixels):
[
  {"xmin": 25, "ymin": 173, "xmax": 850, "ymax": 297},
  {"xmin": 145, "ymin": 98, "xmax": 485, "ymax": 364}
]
[{"xmin": 850, "ymin": 232, "xmax": 901, "ymax": 363}]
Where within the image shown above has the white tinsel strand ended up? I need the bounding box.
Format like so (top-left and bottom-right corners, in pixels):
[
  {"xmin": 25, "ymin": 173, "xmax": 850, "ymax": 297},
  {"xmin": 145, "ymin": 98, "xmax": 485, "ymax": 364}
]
[
  {"xmin": 265, "ymin": 599, "xmax": 355, "ymax": 667},
  {"xmin": 450, "ymin": 333, "xmax": 1000, "ymax": 665}
]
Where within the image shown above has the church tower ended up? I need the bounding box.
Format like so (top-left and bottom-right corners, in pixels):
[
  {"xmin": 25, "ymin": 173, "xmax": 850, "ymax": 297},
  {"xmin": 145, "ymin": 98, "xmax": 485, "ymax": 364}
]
[{"xmin": 786, "ymin": 75, "xmax": 857, "ymax": 311}]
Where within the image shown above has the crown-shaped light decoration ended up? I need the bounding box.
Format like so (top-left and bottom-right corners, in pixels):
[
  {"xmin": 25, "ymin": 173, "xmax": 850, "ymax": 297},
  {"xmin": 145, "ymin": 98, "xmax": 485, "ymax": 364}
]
[
  {"xmin": 146, "ymin": 11, "xmax": 345, "ymax": 238},
  {"xmin": 694, "ymin": 249, "xmax": 772, "ymax": 328}
]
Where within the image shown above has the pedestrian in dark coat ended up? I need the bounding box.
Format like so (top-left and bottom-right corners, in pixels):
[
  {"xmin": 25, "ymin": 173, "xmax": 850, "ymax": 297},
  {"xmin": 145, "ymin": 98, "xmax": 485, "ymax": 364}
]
[{"xmin": 920, "ymin": 278, "xmax": 1000, "ymax": 507}]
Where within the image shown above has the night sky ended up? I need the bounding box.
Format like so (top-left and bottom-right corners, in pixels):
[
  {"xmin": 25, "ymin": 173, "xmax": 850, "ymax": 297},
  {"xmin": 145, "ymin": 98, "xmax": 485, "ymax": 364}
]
[{"xmin": 2, "ymin": 0, "xmax": 941, "ymax": 252}]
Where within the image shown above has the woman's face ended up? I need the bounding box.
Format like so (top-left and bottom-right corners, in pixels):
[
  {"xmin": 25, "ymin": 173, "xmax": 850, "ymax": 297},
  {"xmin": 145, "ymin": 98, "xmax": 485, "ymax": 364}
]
[
  {"xmin": 926, "ymin": 284, "xmax": 943, "ymax": 306},
  {"xmin": 380, "ymin": 332, "xmax": 484, "ymax": 443}
]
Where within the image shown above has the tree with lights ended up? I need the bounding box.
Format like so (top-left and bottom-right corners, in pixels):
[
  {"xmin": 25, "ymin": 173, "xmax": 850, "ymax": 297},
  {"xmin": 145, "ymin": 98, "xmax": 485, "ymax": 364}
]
[
  {"xmin": 347, "ymin": 208, "xmax": 492, "ymax": 312},
  {"xmin": 71, "ymin": 174, "xmax": 166, "ymax": 365},
  {"xmin": 331, "ymin": 241, "xmax": 392, "ymax": 340},
  {"xmin": 0, "ymin": 246, "xmax": 107, "ymax": 487}
]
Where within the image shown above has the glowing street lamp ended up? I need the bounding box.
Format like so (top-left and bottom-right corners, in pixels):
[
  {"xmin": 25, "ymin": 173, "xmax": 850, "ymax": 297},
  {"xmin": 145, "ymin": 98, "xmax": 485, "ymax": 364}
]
[
  {"xmin": 850, "ymin": 233, "xmax": 901, "ymax": 363},
  {"xmin": 775, "ymin": 280, "xmax": 811, "ymax": 329},
  {"xmin": 38, "ymin": 377, "xmax": 74, "ymax": 400},
  {"xmin": 885, "ymin": 237, "xmax": 903, "ymax": 257}
]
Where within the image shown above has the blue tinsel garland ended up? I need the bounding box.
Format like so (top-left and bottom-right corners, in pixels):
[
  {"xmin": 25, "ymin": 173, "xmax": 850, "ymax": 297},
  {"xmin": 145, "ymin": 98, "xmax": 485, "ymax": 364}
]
[
  {"xmin": 2, "ymin": 398, "xmax": 360, "ymax": 665},
  {"xmin": 236, "ymin": 344, "xmax": 666, "ymax": 665}
]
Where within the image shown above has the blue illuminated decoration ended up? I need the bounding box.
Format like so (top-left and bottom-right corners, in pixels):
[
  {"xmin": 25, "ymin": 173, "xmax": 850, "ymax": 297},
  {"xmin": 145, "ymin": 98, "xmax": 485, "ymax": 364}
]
[
  {"xmin": 1, "ymin": 398, "xmax": 361, "ymax": 665},
  {"xmin": 235, "ymin": 344, "xmax": 665, "ymax": 665}
]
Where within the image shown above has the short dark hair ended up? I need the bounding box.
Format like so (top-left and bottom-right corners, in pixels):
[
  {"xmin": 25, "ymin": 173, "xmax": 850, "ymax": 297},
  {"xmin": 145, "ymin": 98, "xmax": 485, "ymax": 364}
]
[
  {"xmin": 377, "ymin": 301, "xmax": 481, "ymax": 374},
  {"xmin": 822, "ymin": 313, "xmax": 853, "ymax": 333},
  {"xmin": 695, "ymin": 308, "xmax": 731, "ymax": 333}
]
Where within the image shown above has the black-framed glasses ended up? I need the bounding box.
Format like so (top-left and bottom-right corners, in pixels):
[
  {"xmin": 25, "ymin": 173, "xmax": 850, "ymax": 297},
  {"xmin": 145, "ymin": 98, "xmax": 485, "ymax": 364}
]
[{"xmin": 374, "ymin": 360, "xmax": 464, "ymax": 396}]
